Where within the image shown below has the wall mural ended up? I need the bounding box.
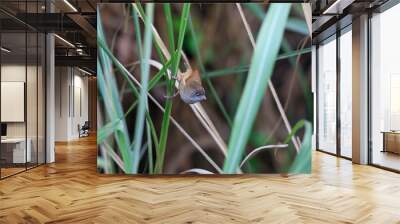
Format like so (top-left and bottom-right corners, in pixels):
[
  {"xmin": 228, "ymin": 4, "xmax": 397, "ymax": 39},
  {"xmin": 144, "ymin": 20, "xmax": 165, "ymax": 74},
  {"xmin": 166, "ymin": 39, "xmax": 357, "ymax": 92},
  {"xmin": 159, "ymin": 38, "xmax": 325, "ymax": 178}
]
[{"xmin": 97, "ymin": 3, "xmax": 312, "ymax": 175}]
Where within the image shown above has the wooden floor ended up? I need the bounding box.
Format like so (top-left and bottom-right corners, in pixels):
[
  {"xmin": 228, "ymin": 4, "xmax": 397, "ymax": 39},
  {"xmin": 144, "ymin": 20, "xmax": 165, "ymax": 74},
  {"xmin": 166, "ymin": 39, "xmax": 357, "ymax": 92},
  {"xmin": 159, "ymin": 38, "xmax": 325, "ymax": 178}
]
[
  {"xmin": 0, "ymin": 167, "xmax": 26, "ymax": 178},
  {"xmin": 373, "ymin": 150, "xmax": 400, "ymax": 171},
  {"xmin": 1, "ymin": 135, "xmax": 400, "ymax": 223}
]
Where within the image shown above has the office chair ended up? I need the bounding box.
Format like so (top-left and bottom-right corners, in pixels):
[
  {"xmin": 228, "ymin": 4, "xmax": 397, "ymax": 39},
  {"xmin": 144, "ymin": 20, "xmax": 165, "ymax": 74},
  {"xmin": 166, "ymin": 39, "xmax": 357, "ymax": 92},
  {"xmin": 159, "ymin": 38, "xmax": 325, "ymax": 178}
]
[{"xmin": 79, "ymin": 121, "xmax": 90, "ymax": 138}]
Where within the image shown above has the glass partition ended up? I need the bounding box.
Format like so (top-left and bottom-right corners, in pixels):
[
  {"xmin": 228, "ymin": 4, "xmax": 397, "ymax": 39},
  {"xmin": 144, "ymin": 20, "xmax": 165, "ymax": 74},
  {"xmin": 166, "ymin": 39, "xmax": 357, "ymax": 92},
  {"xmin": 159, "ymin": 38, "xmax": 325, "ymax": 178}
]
[
  {"xmin": 1, "ymin": 31, "xmax": 28, "ymax": 177},
  {"xmin": 339, "ymin": 28, "xmax": 352, "ymax": 158},
  {"xmin": 371, "ymin": 3, "xmax": 400, "ymax": 171},
  {"xmin": 38, "ymin": 32, "xmax": 45, "ymax": 165},
  {"xmin": 27, "ymin": 31, "xmax": 38, "ymax": 169},
  {"xmin": 0, "ymin": 1, "xmax": 46, "ymax": 179},
  {"xmin": 317, "ymin": 36, "xmax": 337, "ymax": 154}
]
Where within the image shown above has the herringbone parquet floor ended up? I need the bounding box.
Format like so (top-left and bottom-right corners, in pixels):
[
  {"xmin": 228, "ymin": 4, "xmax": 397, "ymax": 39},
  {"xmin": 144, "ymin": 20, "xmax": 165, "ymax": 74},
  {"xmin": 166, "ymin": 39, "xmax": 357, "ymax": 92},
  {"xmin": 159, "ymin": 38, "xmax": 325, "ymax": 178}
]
[{"xmin": 1, "ymin": 135, "xmax": 400, "ymax": 224}]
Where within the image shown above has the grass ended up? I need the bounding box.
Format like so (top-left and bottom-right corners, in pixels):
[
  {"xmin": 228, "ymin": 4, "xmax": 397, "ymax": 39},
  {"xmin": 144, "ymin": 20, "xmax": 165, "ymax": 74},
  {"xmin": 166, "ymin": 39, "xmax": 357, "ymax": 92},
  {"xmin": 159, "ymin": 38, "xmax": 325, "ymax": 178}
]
[
  {"xmin": 97, "ymin": 3, "xmax": 312, "ymax": 174},
  {"xmin": 98, "ymin": 9, "xmax": 133, "ymax": 172},
  {"xmin": 131, "ymin": 4, "xmax": 154, "ymax": 173},
  {"xmin": 223, "ymin": 4, "xmax": 292, "ymax": 173},
  {"xmin": 155, "ymin": 3, "xmax": 191, "ymax": 174}
]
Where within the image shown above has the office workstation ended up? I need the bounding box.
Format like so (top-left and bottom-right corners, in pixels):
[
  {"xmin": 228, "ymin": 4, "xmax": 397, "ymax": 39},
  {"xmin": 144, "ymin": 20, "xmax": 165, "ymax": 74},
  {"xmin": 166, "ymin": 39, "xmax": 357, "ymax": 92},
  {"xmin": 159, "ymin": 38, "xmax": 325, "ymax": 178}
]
[{"xmin": 0, "ymin": 30, "xmax": 46, "ymax": 179}]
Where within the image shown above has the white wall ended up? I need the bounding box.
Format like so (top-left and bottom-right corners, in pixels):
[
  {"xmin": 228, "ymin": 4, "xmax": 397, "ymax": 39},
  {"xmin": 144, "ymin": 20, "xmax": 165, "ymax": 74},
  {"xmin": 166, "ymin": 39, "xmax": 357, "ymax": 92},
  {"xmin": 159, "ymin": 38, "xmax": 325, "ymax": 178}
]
[
  {"xmin": 1, "ymin": 64, "xmax": 46, "ymax": 164},
  {"xmin": 1, "ymin": 65, "xmax": 26, "ymax": 133},
  {"xmin": 54, "ymin": 67, "xmax": 89, "ymax": 141},
  {"xmin": 55, "ymin": 67, "xmax": 69, "ymax": 141},
  {"xmin": 1, "ymin": 65, "xmax": 39, "ymax": 138}
]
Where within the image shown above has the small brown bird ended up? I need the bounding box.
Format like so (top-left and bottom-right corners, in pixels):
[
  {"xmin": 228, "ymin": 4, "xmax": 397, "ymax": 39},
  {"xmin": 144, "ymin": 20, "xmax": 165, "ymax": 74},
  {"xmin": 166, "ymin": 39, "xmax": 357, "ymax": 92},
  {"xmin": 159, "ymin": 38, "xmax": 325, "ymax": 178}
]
[
  {"xmin": 166, "ymin": 69, "xmax": 206, "ymax": 104},
  {"xmin": 178, "ymin": 69, "xmax": 206, "ymax": 104}
]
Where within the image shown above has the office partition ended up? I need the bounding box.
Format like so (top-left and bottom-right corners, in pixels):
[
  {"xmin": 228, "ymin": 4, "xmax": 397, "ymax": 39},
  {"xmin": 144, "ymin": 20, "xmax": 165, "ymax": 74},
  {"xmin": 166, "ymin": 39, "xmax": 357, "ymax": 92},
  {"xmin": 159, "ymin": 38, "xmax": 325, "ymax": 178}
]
[
  {"xmin": 317, "ymin": 35, "xmax": 337, "ymax": 155},
  {"xmin": 370, "ymin": 2, "xmax": 400, "ymax": 172},
  {"xmin": 315, "ymin": 24, "xmax": 353, "ymax": 159},
  {"xmin": 339, "ymin": 27, "xmax": 353, "ymax": 159},
  {"xmin": 0, "ymin": 1, "xmax": 47, "ymax": 179}
]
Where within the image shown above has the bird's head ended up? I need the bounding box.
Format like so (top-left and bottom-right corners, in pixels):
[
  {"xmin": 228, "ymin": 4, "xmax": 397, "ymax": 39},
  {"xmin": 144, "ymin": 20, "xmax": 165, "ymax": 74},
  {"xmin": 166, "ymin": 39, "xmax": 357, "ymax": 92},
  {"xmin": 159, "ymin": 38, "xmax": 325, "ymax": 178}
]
[{"xmin": 179, "ymin": 81, "xmax": 206, "ymax": 104}]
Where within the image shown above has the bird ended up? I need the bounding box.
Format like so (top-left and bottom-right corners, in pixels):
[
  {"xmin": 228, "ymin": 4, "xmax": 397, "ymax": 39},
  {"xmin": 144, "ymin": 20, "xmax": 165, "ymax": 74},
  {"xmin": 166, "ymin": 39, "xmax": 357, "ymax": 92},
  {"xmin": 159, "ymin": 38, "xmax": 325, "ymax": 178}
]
[
  {"xmin": 166, "ymin": 68, "xmax": 206, "ymax": 104},
  {"xmin": 178, "ymin": 69, "xmax": 206, "ymax": 104}
]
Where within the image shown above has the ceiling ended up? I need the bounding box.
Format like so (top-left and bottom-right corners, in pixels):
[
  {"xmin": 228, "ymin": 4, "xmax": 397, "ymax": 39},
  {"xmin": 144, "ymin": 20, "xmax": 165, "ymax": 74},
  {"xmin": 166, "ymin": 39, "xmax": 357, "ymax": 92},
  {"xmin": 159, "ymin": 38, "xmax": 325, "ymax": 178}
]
[
  {"xmin": 0, "ymin": 0, "xmax": 97, "ymax": 73},
  {"xmin": 312, "ymin": 0, "xmax": 390, "ymax": 43},
  {"xmin": 2, "ymin": 0, "xmax": 394, "ymax": 73}
]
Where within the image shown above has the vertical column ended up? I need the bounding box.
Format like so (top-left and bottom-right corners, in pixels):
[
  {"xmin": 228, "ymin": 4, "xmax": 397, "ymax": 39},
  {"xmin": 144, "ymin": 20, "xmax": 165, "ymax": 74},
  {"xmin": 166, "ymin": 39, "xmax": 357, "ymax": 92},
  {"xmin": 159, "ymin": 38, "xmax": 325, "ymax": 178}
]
[
  {"xmin": 46, "ymin": 1, "xmax": 55, "ymax": 163},
  {"xmin": 312, "ymin": 45, "xmax": 317, "ymax": 150},
  {"xmin": 336, "ymin": 31, "xmax": 341, "ymax": 156},
  {"xmin": 352, "ymin": 14, "xmax": 369, "ymax": 164}
]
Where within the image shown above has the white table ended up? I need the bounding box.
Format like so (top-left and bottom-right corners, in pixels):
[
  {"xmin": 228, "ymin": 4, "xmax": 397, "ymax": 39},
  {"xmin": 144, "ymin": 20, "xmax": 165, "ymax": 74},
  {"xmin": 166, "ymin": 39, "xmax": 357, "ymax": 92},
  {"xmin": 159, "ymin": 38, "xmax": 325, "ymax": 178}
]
[{"xmin": 1, "ymin": 138, "xmax": 31, "ymax": 163}]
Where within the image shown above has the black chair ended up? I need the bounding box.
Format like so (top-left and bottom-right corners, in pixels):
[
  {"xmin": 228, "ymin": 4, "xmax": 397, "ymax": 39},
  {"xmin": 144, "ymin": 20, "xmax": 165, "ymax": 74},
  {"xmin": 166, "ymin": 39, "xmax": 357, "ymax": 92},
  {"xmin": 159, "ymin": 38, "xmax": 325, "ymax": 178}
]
[{"xmin": 78, "ymin": 121, "xmax": 90, "ymax": 138}]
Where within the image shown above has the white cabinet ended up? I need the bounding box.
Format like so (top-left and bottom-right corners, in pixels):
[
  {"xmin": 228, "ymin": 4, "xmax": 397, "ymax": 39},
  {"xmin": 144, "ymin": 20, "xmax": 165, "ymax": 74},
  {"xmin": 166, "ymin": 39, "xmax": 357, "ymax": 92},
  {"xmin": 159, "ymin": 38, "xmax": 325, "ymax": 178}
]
[{"xmin": 1, "ymin": 138, "xmax": 32, "ymax": 163}]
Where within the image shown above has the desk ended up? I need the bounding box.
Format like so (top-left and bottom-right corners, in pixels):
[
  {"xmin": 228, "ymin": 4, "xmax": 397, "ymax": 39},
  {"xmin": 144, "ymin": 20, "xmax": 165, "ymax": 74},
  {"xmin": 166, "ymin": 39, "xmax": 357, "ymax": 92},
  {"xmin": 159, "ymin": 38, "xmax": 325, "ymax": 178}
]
[
  {"xmin": 382, "ymin": 131, "xmax": 400, "ymax": 154},
  {"xmin": 1, "ymin": 138, "xmax": 31, "ymax": 163}
]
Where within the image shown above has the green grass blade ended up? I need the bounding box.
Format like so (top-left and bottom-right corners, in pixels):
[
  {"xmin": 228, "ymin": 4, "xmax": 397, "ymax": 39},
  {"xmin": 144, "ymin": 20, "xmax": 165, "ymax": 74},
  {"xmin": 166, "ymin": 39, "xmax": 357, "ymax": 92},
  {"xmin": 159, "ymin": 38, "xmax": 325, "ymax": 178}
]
[
  {"xmin": 98, "ymin": 99, "xmax": 139, "ymax": 144},
  {"xmin": 132, "ymin": 4, "xmax": 143, "ymax": 59},
  {"xmin": 277, "ymin": 47, "xmax": 311, "ymax": 60},
  {"xmin": 148, "ymin": 46, "xmax": 310, "ymax": 86},
  {"xmin": 134, "ymin": 2, "xmax": 167, "ymax": 64},
  {"xmin": 152, "ymin": 45, "xmax": 310, "ymax": 88},
  {"xmin": 289, "ymin": 121, "xmax": 312, "ymax": 173},
  {"xmin": 243, "ymin": 3, "xmax": 265, "ymax": 20},
  {"xmin": 148, "ymin": 58, "xmax": 173, "ymax": 90},
  {"xmin": 134, "ymin": 1, "xmax": 145, "ymax": 17},
  {"xmin": 223, "ymin": 4, "xmax": 291, "ymax": 173},
  {"xmin": 146, "ymin": 120, "xmax": 154, "ymax": 174},
  {"xmin": 203, "ymin": 65, "xmax": 249, "ymax": 79},
  {"xmin": 244, "ymin": 4, "xmax": 308, "ymax": 35},
  {"xmin": 188, "ymin": 16, "xmax": 233, "ymax": 127},
  {"xmin": 98, "ymin": 37, "xmax": 161, "ymax": 174},
  {"xmin": 98, "ymin": 59, "xmax": 131, "ymax": 172},
  {"xmin": 283, "ymin": 119, "xmax": 305, "ymax": 144},
  {"xmin": 99, "ymin": 37, "xmax": 221, "ymax": 173},
  {"xmin": 172, "ymin": 4, "xmax": 191, "ymax": 77},
  {"xmin": 155, "ymin": 4, "xmax": 191, "ymax": 174},
  {"xmin": 132, "ymin": 3, "xmax": 154, "ymax": 173},
  {"xmin": 285, "ymin": 18, "xmax": 308, "ymax": 35},
  {"xmin": 281, "ymin": 39, "xmax": 313, "ymax": 119},
  {"xmin": 242, "ymin": 3, "xmax": 312, "ymax": 118},
  {"xmin": 98, "ymin": 10, "xmax": 133, "ymax": 172},
  {"xmin": 163, "ymin": 4, "xmax": 175, "ymax": 52},
  {"xmin": 98, "ymin": 119, "xmax": 126, "ymax": 145}
]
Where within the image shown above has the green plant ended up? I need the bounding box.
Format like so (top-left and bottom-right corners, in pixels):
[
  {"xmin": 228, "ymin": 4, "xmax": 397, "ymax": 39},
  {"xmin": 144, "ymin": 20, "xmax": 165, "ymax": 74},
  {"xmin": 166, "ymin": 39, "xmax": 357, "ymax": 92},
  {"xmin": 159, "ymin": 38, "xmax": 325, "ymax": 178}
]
[
  {"xmin": 97, "ymin": 3, "xmax": 312, "ymax": 175},
  {"xmin": 155, "ymin": 3, "xmax": 191, "ymax": 174},
  {"xmin": 223, "ymin": 4, "xmax": 292, "ymax": 173},
  {"xmin": 98, "ymin": 9, "xmax": 132, "ymax": 172},
  {"xmin": 132, "ymin": 4, "xmax": 154, "ymax": 173}
]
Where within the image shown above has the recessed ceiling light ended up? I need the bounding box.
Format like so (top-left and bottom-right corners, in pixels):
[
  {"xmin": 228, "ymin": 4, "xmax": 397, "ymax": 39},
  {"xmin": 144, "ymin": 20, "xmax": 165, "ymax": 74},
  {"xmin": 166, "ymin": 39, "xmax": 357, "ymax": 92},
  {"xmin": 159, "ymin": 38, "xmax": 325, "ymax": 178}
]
[
  {"xmin": 1, "ymin": 47, "xmax": 11, "ymax": 53},
  {"xmin": 63, "ymin": 0, "xmax": 78, "ymax": 12},
  {"xmin": 78, "ymin": 67, "xmax": 92, "ymax": 76},
  {"xmin": 54, "ymin": 34, "xmax": 75, "ymax": 48},
  {"xmin": 322, "ymin": 0, "xmax": 354, "ymax": 15}
]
